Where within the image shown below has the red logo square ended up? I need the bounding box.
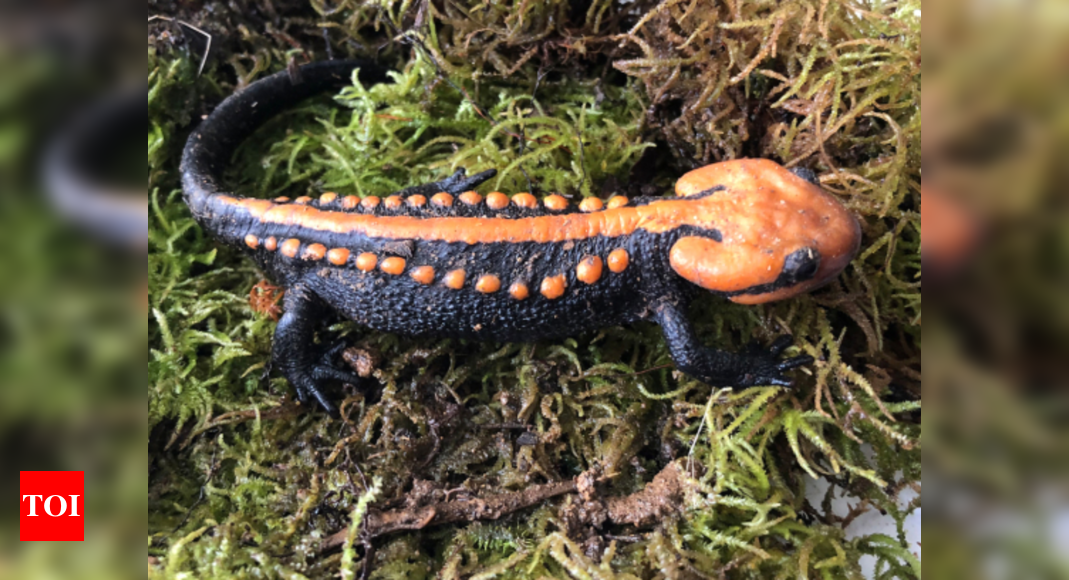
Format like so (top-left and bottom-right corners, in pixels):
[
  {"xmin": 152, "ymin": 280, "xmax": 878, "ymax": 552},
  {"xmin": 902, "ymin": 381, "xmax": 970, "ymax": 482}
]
[{"xmin": 20, "ymin": 471, "xmax": 84, "ymax": 541}]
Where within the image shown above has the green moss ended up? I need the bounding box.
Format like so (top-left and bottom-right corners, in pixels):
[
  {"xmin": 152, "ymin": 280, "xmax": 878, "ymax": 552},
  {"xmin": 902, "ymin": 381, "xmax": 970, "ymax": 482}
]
[
  {"xmin": 149, "ymin": 0, "xmax": 921, "ymax": 578},
  {"xmin": 229, "ymin": 58, "xmax": 651, "ymax": 200}
]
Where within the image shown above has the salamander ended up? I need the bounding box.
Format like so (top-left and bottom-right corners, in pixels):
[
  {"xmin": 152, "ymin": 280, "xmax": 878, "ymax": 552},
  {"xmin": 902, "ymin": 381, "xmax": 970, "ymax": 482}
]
[{"xmin": 180, "ymin": 60, "xmax": 862, "ymax": 416}]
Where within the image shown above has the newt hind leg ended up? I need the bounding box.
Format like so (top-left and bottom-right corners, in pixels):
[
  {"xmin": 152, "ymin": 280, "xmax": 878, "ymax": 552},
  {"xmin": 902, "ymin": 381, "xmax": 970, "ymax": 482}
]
[{"xmin": 272, "ymin": 283, "xmax": 363, "ymax": 417}]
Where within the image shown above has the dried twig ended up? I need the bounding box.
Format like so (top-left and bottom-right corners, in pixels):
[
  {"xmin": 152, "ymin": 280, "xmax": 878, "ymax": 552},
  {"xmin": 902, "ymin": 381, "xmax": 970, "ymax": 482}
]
[
  {"xmin": 321, "ymin": 460, "xmax": 692, "ymax": 551},
  {"xmin": 148, "ymin": 15, "xmax": 213, "ymax": 76}
]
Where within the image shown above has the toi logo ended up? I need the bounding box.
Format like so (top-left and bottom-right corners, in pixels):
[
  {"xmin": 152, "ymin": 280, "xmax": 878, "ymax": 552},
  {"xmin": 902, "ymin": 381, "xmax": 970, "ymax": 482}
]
[{"xmin": 19, "ymin": 471, "xmax": 84, "ymax": 541}]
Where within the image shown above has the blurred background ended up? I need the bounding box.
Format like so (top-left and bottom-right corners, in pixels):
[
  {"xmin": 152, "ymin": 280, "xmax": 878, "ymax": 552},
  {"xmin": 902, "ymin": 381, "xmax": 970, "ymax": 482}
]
[
  {"xmin": 922, "ymin": 0, "xmax": 1069, "ymax": 578},
  {"xmin": 0, "ymin": 1, "xmax": 145, "ymax": 579},
  {"xmin": 0, "ymin": 0, "xmax": 1064, "ymax": 578}
]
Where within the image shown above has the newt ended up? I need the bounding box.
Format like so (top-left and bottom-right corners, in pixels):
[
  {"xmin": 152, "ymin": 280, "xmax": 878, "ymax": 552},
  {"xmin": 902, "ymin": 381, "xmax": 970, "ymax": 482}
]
[{"xmin": 180, "ymin": 60, "xmax": 862, "ymax": 416}]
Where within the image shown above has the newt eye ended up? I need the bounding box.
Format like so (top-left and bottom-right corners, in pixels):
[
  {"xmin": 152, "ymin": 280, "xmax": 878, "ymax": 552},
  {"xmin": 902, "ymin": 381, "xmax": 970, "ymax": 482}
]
[{"xmin": 781, "ymin": 247, "xmax": 820, "ymax": 283}]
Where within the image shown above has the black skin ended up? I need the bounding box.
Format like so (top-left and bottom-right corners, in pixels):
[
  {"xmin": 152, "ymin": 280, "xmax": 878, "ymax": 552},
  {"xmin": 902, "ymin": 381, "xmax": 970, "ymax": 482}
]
[{"xmin": 180, "ymin": 61, "xmax": 813, "ymax": 417}]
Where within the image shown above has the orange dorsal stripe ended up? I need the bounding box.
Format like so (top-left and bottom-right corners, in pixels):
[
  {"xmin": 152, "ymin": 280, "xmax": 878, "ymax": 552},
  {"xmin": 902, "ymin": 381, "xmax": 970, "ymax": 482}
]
[{"xmin": 219, "ymin": 196, "xmax": 698, "ymax": 244}]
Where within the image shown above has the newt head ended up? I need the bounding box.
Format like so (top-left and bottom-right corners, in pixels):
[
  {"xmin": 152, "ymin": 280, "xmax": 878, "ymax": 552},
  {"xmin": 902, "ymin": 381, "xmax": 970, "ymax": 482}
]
[{"xmin": 668, "ymin": 159, "xmax": 862, "ymax": 304}]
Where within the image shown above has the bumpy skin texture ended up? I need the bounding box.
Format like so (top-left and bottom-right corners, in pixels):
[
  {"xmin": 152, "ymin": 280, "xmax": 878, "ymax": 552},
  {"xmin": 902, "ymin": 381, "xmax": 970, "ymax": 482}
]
[{"xmin": 181, "ymin": 61, "xmax": 861, "ymax": 416}]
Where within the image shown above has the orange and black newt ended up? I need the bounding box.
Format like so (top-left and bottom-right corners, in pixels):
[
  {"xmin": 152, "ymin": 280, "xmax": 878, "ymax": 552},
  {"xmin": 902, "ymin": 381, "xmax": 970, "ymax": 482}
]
[{"xmin": 180, "ymin": 60, "xmax": 862, "ymax": 416}]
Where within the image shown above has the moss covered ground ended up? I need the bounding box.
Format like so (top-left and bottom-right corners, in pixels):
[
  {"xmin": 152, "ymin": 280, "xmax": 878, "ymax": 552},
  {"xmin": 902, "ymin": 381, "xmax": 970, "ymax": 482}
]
[{"xmin": 148, "ymin": 1, "xmax": 921, "ymax": 577}]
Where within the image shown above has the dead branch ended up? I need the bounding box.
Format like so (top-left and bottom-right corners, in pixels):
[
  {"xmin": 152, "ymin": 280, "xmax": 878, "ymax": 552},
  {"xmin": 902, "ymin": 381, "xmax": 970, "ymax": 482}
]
[
  {"xmin": 321, "ymin": 478, "xmax": 577, "ymax": 551},
  {"xmin": 321, "ymin": 460, "xmax": 691, "ymax": 551}
]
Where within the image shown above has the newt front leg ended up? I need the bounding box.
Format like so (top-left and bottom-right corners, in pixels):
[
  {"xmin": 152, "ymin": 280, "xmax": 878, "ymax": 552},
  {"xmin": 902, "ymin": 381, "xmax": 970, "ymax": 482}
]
[{"xmin": 653, "ymin": 300, "xmax": 813, "ymax": 388}]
